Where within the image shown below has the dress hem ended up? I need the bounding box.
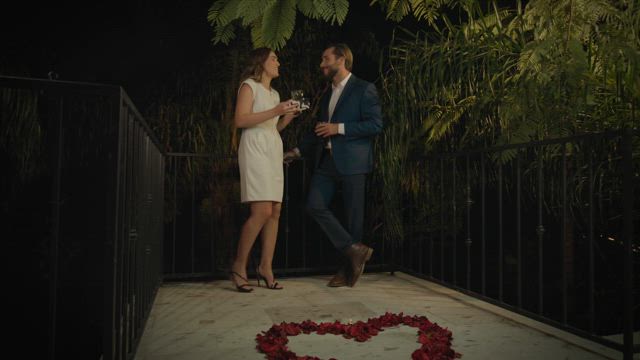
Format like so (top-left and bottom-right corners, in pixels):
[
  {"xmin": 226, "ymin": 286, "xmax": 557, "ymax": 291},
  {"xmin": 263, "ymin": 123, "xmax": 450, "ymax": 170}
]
[{"xmin": 240, "ymin": 199, "xmax": 283, "ymax": 204}]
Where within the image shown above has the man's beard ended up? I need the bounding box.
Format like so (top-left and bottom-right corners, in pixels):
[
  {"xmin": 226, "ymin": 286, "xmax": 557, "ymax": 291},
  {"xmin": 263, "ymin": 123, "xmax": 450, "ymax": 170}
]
[{"xmin": 323, "ymin": 65, "xmax": 339, "ymax": 80}]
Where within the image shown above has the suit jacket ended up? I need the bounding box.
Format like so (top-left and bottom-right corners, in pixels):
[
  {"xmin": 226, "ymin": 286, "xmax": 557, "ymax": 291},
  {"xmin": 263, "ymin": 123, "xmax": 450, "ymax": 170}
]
[{"xmin": 298, "ymin": 75, "xmax": 383, "ymax": 175}]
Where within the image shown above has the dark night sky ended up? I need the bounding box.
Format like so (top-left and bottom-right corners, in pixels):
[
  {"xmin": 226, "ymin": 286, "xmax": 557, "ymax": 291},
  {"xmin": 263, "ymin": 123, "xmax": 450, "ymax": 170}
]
[
  {"xmin": 2, "ymin": 1, "xmax": 513, "ymax": 108},
  {"xmin": 2, "ymin": 0, "xmax": 396, "ymax": 108},
  {"xmin": 3, "ymin": 1, "xmax": 214, "ymax": 102}
]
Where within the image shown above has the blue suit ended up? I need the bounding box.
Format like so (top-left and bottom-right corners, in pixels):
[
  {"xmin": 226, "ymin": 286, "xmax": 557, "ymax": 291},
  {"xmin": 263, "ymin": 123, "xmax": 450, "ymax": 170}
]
[{"xmin": 298, "ymin": 75, "xmax": 383, "ymax": 250}]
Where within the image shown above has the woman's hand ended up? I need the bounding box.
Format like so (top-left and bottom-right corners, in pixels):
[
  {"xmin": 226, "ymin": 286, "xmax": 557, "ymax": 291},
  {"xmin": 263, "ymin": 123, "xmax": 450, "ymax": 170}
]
[
  {"xmin": 276, "ymin": 101, "xmax": 301, "ymax": 132},
  {"xmin": 275, "ymin": 100, "xmax": 299, "ymax": 116},
  {"xmin": 283, "ymin": 110, "xmax": 301, "ymax": 121}
]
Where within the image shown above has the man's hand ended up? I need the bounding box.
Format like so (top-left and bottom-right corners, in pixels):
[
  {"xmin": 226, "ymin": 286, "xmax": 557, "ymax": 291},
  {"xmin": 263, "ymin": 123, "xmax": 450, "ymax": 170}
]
[
  {"xmin": 315, "ymin": 123, "xmax": 339, "ymax": 138},
  {"xmin": 283, "ymin": 150, "xmax": 300, "ymax": 164}
]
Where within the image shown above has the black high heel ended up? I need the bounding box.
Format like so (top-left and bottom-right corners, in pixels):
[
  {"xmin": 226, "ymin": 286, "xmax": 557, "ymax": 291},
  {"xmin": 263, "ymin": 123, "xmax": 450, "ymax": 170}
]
[
  {"xmin": 229, "ymin": 271, "xmax": 253, "ymax": 293},
  {"xmin": 256, "ymin": 269, "xmax": 283, "ymax": 290}
]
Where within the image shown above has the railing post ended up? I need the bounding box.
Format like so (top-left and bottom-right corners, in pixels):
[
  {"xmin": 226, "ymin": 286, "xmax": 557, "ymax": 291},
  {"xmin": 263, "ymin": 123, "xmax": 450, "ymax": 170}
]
[
  {"xmin": 588, "ymin": 144, "xmax": 595, "ymax": 333},
  {"xmin": 49, "ymin": 95, "xmax": 64, "ymax": 360},
  {"xmin": 172, "ymin": 157, "xmax": 177, "ymax": 276},
  {"xmin": 561, "ymin": 142, "xmax": 568, "ymax": 325},
  {"xmin": 104, "ymin": 93, "xmax": 126, "ymax": 360},
  {"xmin": 440, "ymin": 158, "xmax": 445, "ymax": 279},
  {"xmin": 536, "ymin": 149, "xmax": 545, "ymax": 315},
  {"xmin": 498, "ymin": 159, "xmax": 503, "ymax": 302},
  {"xmin": 191, "ymin": 157, "xmax": 195, "ymax": 275},
  {"xmin": 429, "ymin": 159, "xmax": 433, "ymax": 277},
  {"xmin": 452, "ymin": 157, "xmax": 457, "ymax": 285},
  {"xmin": 418, "ymin": 159, "xmax": 424, "ymax": 273},
  {"xmin": 465, "ymin": 155, "xmax": 472, "ymax": 290},
  {"xmin": 621, "ymin": 128, "xmax": 634, "ymax": 360},
  {"xmin": 481, "ymin": 154, "xmax": 486, "ymax": 295},
  {"xmin": 285, "ymin": 163, "xmax": 290, "ymax": 270},
  {"xmin": 516, "ymin": 154, "xmax": 522, "ymax": 308},
  {"xmin": 301, "ymin": 159, "xmax": 307, "ymax": 269}
]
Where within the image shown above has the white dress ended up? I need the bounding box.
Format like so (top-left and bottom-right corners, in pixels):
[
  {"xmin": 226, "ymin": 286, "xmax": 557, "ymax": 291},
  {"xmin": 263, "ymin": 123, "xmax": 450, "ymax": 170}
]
[{"xmin": 237, "ymin": 78, "xmax": 284, "ymax": 203}]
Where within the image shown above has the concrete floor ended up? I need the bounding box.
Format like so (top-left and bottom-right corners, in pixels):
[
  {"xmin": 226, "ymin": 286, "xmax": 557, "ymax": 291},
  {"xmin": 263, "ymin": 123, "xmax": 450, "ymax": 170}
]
[{"xmin": 135, "ymin": 272, "xmax": 630, "ymax": 360}]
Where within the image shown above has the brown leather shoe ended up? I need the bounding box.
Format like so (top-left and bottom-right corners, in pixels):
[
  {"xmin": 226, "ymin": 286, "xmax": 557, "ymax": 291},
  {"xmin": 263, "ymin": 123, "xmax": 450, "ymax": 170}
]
[
  {"xmin": 327, "ymin": 263, "xmax": 351, "ymax": 287},
  {"xmin": 343, "ymin": 243, "xmax": 373, "ymax": 287}
]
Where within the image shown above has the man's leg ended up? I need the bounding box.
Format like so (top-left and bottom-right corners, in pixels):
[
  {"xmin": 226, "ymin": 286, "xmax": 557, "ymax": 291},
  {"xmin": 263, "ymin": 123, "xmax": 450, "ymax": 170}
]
[
  {"xmin": 306, "ymin": 156, "xmax": 353, "ymax": 250},
  {"xmin": 341, "ymin": 173, "xmax": 372, "ymax": 287},
  {"xmin": 342, "ymin": 174, "xmax": 366, "ymax": 244},
  {"xmin": 306, "ymin": 154, "xmax": 353, "ymax": 287}
]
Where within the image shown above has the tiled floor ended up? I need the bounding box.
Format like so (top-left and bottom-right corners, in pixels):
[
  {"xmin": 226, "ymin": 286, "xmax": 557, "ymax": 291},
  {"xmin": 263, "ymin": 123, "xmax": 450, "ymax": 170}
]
[{"xmin": 135, "ymin": 272, "xmax": 628, "ymax": 360}]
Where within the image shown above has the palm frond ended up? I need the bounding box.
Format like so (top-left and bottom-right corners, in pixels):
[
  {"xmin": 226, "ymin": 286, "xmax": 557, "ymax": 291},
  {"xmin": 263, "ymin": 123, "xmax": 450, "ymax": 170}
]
[
  {"xmin": 385, "ymin": 0, "xmax": 412, "ymax": 21},
  {"xmin": 423, "ymin": 96, "xmax": 477, "ymax": 142},
  {"xmin": 237, "ymin": 0, "xmax": 274, "ymax": 26},
  {"xmin": 207, "ymin": 0, "xmax": 239, "ymax": 26},
  {"xmin": 250, "ymin": 18, "xmax": 266, "ymax": 48},
  {"xmin": 261, "ymin": 0, "xmax": 297, "ymax": 50},
  {"xmin": 213, "ymin": 22, "xmax": 237, "ymax": 44},
  {"xmin": 297, "ymin": 0, "xmax": 323, "ymax": 20},
  {"xmin": 318, "ymin": 0, "xmax": 349, "ymax": 25}
]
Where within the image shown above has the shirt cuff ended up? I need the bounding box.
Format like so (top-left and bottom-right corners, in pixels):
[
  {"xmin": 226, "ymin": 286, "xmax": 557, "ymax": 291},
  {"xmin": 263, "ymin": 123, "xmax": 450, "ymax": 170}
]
[{"xmin": 338, "ymin": 123, "xmax": 345, "ymax": 135}]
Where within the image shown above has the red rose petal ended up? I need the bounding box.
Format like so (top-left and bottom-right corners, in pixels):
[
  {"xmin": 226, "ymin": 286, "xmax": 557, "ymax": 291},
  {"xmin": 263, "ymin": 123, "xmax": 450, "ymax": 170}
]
[{"xmin": 255, "ymin": 313, "xmax": 461, "ymax": 360}]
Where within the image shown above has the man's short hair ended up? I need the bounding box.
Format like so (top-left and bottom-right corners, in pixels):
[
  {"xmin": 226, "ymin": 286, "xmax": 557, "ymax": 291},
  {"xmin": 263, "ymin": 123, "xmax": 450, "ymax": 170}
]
[{"xmin": 327, "ymin": 43, "xmax": 353, "ymax": 71}]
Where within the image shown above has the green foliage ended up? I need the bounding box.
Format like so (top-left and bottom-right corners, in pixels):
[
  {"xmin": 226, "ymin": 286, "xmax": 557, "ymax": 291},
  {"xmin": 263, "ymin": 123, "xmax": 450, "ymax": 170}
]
[
  {"xmin": 208, "ymin": 0, "xmax": 349, "ymax": 50},
  {"xmin": 374, "ymin": 0, "xmax": 639, "ymax": 243},
  {"xmin": 204, "ymin": 0, "xmax": 640, "ymax": 247},
  {"xmin": 261, "ymin": 0, "xmax": 298, "ymax": 50},
  {"xmin": 298, "ymin": 0, "xmax": 348, "ymax": 23},
  {"xmin": 371, "ymin": 0, "xmax": 457, "ymax": 23}
]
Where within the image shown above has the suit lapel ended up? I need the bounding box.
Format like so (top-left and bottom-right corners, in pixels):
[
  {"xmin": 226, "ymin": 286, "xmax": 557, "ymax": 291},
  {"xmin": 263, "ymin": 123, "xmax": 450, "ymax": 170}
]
[
  {"xmin": 320, "ymin": 90, "xmax": 331, "ymax": 122},
  {"xmin": 330, "ymin": 75, "xmax": 357, "ymax": 122}
]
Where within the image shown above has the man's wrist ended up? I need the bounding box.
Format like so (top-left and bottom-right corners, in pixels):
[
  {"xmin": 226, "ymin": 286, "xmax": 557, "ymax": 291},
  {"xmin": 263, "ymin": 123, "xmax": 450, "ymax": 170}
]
[{"xmin": 292, "ymin": 148, "xmax": 301, "ymax": 156}]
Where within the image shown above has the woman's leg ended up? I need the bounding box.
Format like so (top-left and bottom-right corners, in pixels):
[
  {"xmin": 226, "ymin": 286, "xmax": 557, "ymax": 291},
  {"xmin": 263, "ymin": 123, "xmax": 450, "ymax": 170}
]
[
  {"xmin": 257, "ymin": 202, "xmax": 282, "ymax": 284},
  {"xmin": 231, "ymin": 201, "xmax": 273, "ymax": 284}
]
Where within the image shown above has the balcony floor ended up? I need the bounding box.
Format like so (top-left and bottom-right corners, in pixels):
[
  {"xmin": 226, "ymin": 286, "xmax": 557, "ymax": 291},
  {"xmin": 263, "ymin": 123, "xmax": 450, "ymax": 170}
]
[{"xmin": 135, "ymin": 272, "xmax": 626, "ymax": 360}]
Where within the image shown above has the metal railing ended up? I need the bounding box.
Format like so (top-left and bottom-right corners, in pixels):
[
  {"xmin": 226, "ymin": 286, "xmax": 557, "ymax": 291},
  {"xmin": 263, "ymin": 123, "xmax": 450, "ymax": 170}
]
[
  {"xmin": 0, "ymin": 76, "xmax": 164, "ymax": 360},
  {"xmin": 5, "ymin": 74, "xmax": 635, "ymax": 359},
  {"xmin": 162, "ymin": 153, "xmax": 391, "ymax": 280},
  {"xmin": 162, "ymin": 131, "xmax": 637, "ymax": 358},
  {"xmin": 396, "ymin": 129, "xmax": 638, "ymax": 359}
]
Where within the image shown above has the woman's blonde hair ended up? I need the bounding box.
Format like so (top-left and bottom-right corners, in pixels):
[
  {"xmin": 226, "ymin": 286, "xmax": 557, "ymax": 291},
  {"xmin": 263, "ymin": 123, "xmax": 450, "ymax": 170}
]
[{"xmin": 232, "ymin": 47, "xmax": 274, "ymax": 150}]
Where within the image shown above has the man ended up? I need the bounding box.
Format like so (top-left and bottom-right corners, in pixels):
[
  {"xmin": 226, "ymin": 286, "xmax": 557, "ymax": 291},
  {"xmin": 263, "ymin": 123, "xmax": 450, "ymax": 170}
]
[{"xmin": 284, "ymin": 43, "xmax": 383, "ymax": 287}]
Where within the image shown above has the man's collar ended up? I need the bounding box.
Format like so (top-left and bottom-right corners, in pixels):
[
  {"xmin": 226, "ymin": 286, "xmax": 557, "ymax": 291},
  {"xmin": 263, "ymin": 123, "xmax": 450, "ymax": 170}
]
[{"xmin": 332, "ymin": 72, "xmax": 352, "ymax": 90}]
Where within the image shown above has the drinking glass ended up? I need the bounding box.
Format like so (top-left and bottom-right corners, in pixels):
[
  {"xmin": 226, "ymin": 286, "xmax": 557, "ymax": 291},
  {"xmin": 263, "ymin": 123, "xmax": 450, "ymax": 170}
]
[
  {"xmin": 299, "ymin": 96, "xmax": 310, "ymax": 110},
  {"xmin": 291, "ymin": 89, "xmax": 310, "ymax": 111}
]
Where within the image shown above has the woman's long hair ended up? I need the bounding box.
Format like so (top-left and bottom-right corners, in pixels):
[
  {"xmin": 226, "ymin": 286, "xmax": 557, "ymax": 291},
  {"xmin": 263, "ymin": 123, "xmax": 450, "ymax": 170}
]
[{"xmin": 232, "ymin": 47, "xmax": 273, "ymax": 150}]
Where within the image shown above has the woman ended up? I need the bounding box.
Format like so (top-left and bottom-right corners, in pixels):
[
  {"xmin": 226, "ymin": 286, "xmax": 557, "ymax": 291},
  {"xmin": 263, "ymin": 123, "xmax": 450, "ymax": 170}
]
[{"xmin": 230, "ymin": 47, "xmax": 299, "ymax": 292}]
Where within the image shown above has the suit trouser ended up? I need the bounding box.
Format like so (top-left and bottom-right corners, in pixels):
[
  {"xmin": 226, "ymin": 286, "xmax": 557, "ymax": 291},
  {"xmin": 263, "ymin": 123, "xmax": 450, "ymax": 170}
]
[{"xmin": 306, "ymin": 150, "xmax": 366, "ymax": 250}]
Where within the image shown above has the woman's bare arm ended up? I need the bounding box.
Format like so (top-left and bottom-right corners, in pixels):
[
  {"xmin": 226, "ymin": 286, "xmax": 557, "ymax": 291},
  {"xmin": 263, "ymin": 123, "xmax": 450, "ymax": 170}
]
[{"xmin": 234, "ymin": 84, "xmax": 296, "ymax": 128}]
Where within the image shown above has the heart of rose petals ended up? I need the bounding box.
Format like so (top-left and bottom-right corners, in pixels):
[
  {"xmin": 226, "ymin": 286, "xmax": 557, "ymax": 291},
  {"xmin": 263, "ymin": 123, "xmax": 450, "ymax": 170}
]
[{"xmin": 255, "ymin": 312, "xmax": 462, "ymax": 360}]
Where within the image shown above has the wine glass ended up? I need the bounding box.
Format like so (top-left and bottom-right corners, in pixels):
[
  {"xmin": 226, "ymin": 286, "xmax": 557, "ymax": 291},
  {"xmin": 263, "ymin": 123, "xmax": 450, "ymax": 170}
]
[
  {"xmin": 299, "ymin": 96, "xmax": 310, "ymax": 111},
  {"xmin": 291, "ymin": 89, "xmax": 310, "ymax": 111}
]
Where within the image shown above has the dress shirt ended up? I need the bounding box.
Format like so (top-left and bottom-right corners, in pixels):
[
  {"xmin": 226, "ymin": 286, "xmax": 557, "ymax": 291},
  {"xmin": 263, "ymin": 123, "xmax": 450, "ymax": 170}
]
[
  {"xmin": 326, "ymin": 72, "xmax": 350, "ymax": 149},
  {"xmin": 292, "ymin": 73, "xmax": 350, "ymax": 156}
]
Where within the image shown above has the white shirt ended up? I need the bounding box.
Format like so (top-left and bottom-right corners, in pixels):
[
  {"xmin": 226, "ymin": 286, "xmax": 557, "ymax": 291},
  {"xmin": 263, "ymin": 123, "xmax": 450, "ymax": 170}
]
[
  {"xmin": 326, "ymin": 73, "xmax": 350, "ymax": 148},
  {"xmin": 328, "ymin": 72, "xmax": 351, "ymax": 122},
  {"xmin": 292, "ymin": 73, "xmax": 350, "ymax": 157}
]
